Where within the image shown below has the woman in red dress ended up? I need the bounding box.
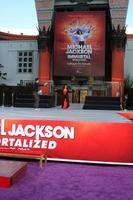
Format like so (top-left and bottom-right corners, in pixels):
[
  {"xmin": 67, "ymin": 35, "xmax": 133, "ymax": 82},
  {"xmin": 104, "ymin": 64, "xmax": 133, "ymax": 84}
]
[{"xmin": 61, "ymin": 84, "xmax": 69, "ymax": 109}]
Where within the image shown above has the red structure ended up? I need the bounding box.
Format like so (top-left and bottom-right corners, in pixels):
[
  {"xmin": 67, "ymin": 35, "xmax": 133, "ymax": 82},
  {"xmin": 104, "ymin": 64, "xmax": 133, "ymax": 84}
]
[
  {"xmin": 38, "ymin": 48, "xmax": 51, "ymax": 95},
  {"xmin": 35, "ymin": 0, "xmax": 129, "ymax": 102},
  {"xmin": 0, "ymin": 160, "xmax": 27, "ymax": 188}
]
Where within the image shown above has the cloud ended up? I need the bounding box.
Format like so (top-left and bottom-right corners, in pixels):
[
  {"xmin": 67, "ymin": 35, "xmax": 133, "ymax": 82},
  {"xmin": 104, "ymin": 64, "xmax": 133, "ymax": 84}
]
[{"xmin": 126, "ymin": 27, "xmax": 133, "ymax": 34}]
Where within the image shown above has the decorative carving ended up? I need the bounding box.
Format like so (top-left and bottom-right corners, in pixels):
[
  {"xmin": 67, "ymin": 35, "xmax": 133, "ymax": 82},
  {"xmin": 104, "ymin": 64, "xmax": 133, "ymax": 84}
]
[
  {"xmin": 70, "ymin": 0, "xmax": 93, "ymax": 3},
  {"xmin": 75, "ymin": 3, "xmax": 88, "ymax": 11},
  {"xmin": 37, "ymin": 26, "xmax": 52, "ymax": 51},
  {"xmin": 111, "ymin": 24, "xmax": 127, "ymax": 50},
  {"xmin": 70, "ymin": 0, "xmax": 93, "ymax": 10}
]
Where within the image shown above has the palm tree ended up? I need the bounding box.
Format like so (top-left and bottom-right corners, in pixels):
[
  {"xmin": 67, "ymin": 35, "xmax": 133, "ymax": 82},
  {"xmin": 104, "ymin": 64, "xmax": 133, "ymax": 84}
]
[{"xmin": 0, "ymin": 71, "xmax": 7, "ymax": 80}]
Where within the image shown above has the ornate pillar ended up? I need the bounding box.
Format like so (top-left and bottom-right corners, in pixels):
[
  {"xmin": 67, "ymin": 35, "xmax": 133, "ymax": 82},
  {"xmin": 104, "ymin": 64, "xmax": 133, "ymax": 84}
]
[
  {"xmin": 111, "ymin": 25, "xmax": 127, "ymax": 97},
  {"xmin": 35, "ymin": 0, "xmax": 54, "ymax": 95},
  {"xmin": 37, "ymin": 28, "xmax": 51, "ymax": 95}
]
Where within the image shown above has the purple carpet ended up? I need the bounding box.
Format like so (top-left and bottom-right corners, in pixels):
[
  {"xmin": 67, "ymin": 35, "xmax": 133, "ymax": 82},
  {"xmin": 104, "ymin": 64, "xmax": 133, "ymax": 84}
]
[{"xmin": 0, "ymin": 161, "xmax": 133, "ymax": 200}]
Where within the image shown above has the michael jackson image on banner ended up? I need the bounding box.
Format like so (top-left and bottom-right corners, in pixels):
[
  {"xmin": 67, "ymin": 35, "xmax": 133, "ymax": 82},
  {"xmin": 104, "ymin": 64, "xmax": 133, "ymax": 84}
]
[{"xmin": 54, "ymin": 11, "xmax": 106, "ymax": 77}]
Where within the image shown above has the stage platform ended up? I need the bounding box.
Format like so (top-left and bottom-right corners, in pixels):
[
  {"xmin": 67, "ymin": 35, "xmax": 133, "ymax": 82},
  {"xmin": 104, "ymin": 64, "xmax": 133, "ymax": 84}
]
[
  {"xmin": 0, "ymin": 103, "xmax": 131, "ymax": 122},
  {"xmin": 0, "ymin": 104, "xmax": 133, "ymax": 165},
  {"xmin": 0, "ymin": 160, "xmax": 27, "ymax": 188}
]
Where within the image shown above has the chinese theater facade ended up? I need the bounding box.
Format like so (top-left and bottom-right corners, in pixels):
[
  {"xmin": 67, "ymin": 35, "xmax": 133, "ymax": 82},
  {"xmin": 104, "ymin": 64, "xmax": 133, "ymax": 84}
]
[{"xmin": 35, "ymin": 0, "xmax": 129, "ymax": 103}]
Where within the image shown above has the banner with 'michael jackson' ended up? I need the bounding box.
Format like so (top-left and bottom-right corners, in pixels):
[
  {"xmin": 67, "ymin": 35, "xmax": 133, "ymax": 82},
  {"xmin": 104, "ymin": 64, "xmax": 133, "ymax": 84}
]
[
  {"xmin": 54, "ymin": 11, "xmax": 106, "ymax": 77},
  {"xmin": 0, "ymin": 118, "xmax": 133, "ymax": 164}
]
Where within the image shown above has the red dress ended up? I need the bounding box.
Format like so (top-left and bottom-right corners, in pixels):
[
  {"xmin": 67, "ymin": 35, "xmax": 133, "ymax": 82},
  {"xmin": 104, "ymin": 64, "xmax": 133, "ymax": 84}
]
[{"xmin": 61, "ymin": 88, "xmax": 69, "ymax": 109}]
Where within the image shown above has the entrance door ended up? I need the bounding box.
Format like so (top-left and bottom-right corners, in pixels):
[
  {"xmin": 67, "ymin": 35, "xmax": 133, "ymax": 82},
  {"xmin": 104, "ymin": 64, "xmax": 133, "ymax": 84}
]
[{"xmin": 72, "ymin": 89, "xmax": 88, "ymax": 103}]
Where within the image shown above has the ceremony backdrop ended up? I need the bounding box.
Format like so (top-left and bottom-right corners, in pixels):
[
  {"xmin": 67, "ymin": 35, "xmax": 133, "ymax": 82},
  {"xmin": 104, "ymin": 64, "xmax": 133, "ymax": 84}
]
[{"xmin": 54, "ymin": 11, "xmax": 106, "ymax": 77}]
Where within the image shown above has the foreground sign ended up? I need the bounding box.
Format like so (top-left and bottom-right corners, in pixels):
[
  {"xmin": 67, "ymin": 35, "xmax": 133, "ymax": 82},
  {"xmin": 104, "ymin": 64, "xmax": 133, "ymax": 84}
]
[{"xmin": 0, "ymin": 118, "xmax": 133, "ymax": 164}]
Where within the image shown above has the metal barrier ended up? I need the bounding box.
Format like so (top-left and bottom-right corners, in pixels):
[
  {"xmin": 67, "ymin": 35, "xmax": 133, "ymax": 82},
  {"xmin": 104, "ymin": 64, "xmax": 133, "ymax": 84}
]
[
  {"xmin": 87, "ymin": 81, "xmax": 122, "ymax": 98},
  {"xmin": 0, "ymin": 81, "xmax": 122, "ymax": 107}
]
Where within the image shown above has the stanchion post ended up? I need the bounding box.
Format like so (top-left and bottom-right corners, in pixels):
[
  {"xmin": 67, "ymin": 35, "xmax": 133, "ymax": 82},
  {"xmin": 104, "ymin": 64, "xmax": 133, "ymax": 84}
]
[
  {"xmin": 12, "ymin": 92, "xmax": 14, "ymax": 107},
  {"xmin": 2, "ymin": 92, "xmax": 5, "ymax": 107}
]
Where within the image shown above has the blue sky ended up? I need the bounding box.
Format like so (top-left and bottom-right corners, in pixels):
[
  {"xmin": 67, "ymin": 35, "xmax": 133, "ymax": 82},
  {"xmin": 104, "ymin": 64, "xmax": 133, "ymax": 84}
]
[
  {"xmin": 126, "ymin": 0, "xmax": 133, "ymax": 32},
  {"xmin": 0, "ymin": 0, "xmax": 133, "ymax": 35},
  {"xmin": 0, "ymin": 0, "xmax": 38, "ymax": 29},
  {"xmin": 0, "ymin": 0, "xmax": 38, "ymax": 34}
]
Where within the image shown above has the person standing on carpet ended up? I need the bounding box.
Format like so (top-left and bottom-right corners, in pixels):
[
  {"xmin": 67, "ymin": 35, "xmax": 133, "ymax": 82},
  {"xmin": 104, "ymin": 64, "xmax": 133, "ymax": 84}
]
[
  {"xmin": 61, "ymin": 84, "xmax": 69, "ymax": 109},
  {"xmin": 32, "ymin": 78, "xmax": 46, "ymax": 110}
]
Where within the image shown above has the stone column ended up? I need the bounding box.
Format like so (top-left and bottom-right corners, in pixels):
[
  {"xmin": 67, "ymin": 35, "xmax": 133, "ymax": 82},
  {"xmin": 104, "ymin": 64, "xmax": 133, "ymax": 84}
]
[
  {"xmin": 111, "ymin": 25, "xmax": 127, "ymax": 97},
  {"xmin": 37, "ymin": 29, "xmax": 51, "ymax": 95}
]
